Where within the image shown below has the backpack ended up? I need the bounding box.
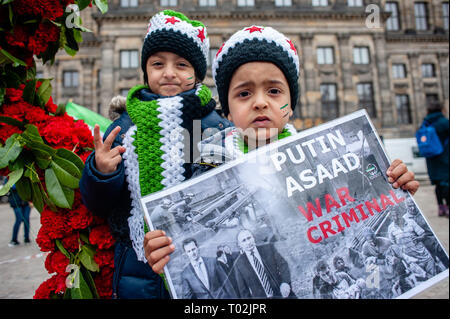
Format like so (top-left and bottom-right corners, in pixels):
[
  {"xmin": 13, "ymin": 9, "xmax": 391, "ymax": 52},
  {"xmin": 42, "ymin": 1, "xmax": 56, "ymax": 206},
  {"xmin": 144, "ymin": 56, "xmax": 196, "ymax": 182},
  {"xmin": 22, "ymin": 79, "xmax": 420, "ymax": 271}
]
[{"xmin": 415, "ymin": 121, "xmax": 447, "ymax": 158}]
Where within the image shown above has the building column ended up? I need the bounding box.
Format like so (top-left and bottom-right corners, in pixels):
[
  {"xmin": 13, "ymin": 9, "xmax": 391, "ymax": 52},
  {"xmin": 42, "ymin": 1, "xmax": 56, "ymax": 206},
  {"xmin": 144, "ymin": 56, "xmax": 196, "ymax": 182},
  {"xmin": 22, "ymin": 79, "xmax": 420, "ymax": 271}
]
[
  {"xmin": 438, "ymin": 52, "xmax": 449, "ymax": 111},
  {"xmin": 100, "ymin": 35, "xmax": 115, "ymax": 117},
  {"xmin": 337, "ymin": 33, "xmax": 354, "ymax": 115},
  {"xmin": 408, "ymin": 52, "xmax": 423, "ymax": 127},
  {"xmin": 81, "ymin": 57, "xmax": 95, "ymax": 110},
  {"xmin": 299, "ymin": 33, "xmax": 317, "ymax": 118},
  {"xmin": 373, "ymin": 33, "xmax": 393, "ymax": 127}
]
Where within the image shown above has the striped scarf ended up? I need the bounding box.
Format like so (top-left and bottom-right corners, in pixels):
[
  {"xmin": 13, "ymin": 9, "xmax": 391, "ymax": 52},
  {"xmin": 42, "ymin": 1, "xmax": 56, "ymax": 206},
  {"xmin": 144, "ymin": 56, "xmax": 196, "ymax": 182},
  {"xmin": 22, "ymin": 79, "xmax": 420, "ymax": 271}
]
[{"xmin": 122, "ymin": 84, "xmax": 216, "ymax": 261}]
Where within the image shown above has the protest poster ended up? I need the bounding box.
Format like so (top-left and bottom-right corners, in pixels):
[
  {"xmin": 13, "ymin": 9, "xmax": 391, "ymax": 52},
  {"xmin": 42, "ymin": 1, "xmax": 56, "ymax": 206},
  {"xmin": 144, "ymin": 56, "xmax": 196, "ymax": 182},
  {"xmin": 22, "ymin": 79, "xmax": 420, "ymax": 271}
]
[{"xmin": 141, "ymin": 110, "xmax": 449, "ymax": 299}]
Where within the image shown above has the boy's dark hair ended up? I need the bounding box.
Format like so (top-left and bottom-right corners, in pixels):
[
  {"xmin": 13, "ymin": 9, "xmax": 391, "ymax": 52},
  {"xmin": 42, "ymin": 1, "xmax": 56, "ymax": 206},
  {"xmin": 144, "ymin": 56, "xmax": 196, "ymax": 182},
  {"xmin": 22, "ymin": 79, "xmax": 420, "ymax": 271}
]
[{"xmin": 427, "ymin": 100, "xmax": 443, "ymax": 114}]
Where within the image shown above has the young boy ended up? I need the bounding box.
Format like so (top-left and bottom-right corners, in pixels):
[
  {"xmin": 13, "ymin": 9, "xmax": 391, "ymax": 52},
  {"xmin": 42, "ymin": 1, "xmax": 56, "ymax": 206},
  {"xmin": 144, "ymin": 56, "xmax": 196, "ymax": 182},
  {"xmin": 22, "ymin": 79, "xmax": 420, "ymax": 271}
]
[
  {"xmin": 144, "ymin": 26, "xmax": 420, "ymax": 278},
  {"xmin": 79, "ymin": 10, "xmax": 231, "ymax": 299}
]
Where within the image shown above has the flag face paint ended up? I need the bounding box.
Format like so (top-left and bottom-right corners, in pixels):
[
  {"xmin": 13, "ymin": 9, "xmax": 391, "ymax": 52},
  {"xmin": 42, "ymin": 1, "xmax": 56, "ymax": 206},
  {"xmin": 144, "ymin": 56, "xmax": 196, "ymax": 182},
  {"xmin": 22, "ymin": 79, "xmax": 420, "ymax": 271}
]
[{"xmin": 281, "ymin": 104, "xmax": 289, "ymax": 118}]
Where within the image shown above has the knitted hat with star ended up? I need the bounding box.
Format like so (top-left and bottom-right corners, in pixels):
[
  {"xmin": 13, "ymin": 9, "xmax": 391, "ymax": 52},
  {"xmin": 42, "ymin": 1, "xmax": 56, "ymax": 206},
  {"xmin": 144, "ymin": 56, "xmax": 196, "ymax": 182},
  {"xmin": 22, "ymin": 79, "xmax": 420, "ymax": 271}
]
[
  {"xmin": 141, "ymin": 10, "xmax": 210, "ymax": 84},
  {"xmin": 212, "ymin": 26, "xmax": 300, "ymax": 116}
]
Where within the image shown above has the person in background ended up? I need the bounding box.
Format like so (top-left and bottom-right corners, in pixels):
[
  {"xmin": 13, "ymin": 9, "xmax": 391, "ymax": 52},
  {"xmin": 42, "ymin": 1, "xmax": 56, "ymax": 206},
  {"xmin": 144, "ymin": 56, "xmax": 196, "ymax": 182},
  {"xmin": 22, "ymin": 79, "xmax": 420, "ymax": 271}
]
[
  {"xmin": 420, "ymin": 101, "xmax": 449, "ymax": 217},
  {"xmin": 7, "ymin": 184, "xmax": 31, "ymax": 247}
]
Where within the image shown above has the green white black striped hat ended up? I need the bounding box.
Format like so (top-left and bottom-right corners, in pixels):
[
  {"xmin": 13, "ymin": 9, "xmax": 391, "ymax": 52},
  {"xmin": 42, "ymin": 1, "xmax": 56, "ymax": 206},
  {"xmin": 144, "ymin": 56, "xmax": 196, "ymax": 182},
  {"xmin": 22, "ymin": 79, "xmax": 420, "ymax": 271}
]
[{"xmin": 142, "ymin": 10, "xmax": 210, "ymax": 84}]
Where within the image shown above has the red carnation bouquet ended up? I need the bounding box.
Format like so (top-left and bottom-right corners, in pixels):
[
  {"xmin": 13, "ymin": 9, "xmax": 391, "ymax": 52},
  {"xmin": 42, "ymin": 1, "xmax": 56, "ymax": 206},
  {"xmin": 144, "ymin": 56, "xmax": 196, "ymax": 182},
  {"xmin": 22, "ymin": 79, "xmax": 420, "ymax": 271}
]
[{"xmin": 0, "ymin": 0, "xmax": 113, "ymax": 299}]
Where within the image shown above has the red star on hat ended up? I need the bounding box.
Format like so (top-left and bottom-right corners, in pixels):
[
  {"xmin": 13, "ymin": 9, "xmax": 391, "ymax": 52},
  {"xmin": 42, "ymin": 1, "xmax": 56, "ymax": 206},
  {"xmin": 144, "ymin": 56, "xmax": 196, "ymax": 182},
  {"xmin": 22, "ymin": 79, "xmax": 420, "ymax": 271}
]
[
  {"xmin": 165, "ymin": 16, "xmax": 180, "ymax": 25},
  {"xmin": 216, "ymin": 43, "xmax": 225, "ymax": 57},
  {"xmin": 245, "ymin": 26, "xmax": 264, "ymax": 33},
  {"xmin": 197, "ymin": 27, "xmax": 206, "ymax": 42},
  {"xmin": 286, "ymin": 39, "xmax": 297, "ymax": 55}
]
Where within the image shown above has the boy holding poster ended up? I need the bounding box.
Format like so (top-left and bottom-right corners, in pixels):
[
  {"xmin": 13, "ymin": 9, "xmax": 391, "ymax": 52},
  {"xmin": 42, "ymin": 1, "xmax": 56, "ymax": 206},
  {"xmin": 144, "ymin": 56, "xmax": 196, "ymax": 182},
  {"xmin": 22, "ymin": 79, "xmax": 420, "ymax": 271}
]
[
  {"xmin": 144, "ymin": 26, "xmax": 420, "ymax": 283},
  {"xmin": 79, "ymin": 11, "xmax": 231, "ymax": 299}
]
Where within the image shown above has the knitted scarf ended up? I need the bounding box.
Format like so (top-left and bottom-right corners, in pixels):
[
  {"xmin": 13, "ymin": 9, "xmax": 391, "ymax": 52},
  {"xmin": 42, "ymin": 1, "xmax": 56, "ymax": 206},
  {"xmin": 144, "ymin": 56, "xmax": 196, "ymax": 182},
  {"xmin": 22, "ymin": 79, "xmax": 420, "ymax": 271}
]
[
  {"xmin": 226, "ymin": 124, "xmax": 297, "ymax": 157},
  {"xmin": 122, "ymin": 84, "xmax": 216, "ymax": 261}
]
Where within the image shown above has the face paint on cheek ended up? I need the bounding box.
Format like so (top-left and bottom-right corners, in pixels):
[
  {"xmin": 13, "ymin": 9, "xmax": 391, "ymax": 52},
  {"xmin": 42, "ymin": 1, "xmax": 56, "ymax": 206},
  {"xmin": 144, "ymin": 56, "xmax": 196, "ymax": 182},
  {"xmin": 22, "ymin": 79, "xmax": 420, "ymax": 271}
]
[{"xmin": 281, "ymin": 104, "xmax": 290, "ymax": 118}]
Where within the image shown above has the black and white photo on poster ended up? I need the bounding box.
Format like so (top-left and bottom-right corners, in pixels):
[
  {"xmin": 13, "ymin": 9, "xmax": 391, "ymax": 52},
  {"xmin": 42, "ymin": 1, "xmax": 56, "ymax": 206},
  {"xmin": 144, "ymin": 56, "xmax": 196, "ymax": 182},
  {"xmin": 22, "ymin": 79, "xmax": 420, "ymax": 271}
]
[{"xmin": 141, "ymin": 110, "xmax": 449, "ymax": 299}]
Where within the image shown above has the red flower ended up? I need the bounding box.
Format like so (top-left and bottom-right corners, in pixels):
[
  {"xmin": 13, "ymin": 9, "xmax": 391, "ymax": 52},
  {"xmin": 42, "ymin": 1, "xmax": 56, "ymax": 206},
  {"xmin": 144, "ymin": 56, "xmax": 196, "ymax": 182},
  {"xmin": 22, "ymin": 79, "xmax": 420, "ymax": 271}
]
[
  {"xmin": 33, "ymin": 274, "xmax": 66, "ymax": 299},
  {"xmin": 36, "ymin": 226, "xmax": 55, "ymax": 252},
  {"xmin": 54, "ymin": 273, "xmax": 68, "ymax": 294},
  {"xmin": 29, "ymin": 22, "xmax": 60, "ymax": 56},
  {"xmin": 25, "ymin": 105, "xmax": 51, "ymax": 124},
  {"xmin": 45, "ymin": 250, "xmax": 70, "ymax": 275},
  {"xmin": 4, "ymin": 25, "xmax": 29, "ymax": 48},
  {"xmin": 94, "ymin": 267, "xmax": 114, "ymax": 298},
  {"xmin": 33, "ymin": 276, "xmax": 56, "ymax": 299},
  {"xmin": 2, "ymin": 100, "xmax": 42, "ymax": 123},
  {"xmin": 89, "ymin": 225, "xmax": 115, "ymax": 250},
  {"xmin": 94, "ymin": 249, "xmax": 114, "ymax": 268},
  {"xmin": 67, "ymin": 204, "xmax": 93, "ymax": 230},
  {"xmin": 13, "ymin": 0, "xmax": 64, "ymax": 21},
  {"xmin": 45, "ymin": 96, "xmax": 58, "ymax": 114},
  {"xmin": 40, "ymin": 208, "xmax": 70, "ymax": 239},
  {"xmin": 0, "ymin": 124, "xmax": 22, "ymax": 145},
  {"xmin": 40, "ymin": 115, "xmax": 76, "ymax": 149},
  {"xmin": 61, "ymin": 0, "xmax": 76, "ymax": 7},
  {"xmin": 72, "ymin": 120, "xmax": 94, "ymax": 148},
  {"xmin": 61, "ymin": 232, "xmax": 80, "ymax": 252},
  {"xmin": 5, "ymin": 87, "xmax": 24, "ymax": 102}
]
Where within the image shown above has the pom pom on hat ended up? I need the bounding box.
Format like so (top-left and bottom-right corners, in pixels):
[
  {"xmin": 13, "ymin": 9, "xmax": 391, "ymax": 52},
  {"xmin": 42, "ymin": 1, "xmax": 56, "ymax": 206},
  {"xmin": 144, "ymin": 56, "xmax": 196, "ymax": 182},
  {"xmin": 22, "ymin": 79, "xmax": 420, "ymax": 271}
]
[
  {"xmin": 141, "ymin": 10, "xmax": 210, "ymax": 84},
  {"xmin": 212, "ymin": 26, "xmax": 299, "ymax": 116}
]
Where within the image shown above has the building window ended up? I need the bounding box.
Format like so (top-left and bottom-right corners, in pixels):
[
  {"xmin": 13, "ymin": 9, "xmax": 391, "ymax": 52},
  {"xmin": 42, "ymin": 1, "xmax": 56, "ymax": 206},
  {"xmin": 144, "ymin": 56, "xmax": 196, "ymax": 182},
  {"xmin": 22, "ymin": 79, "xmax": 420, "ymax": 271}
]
[
  {"xmin": 199, "ymin": 0, "xmax": 216, "ymax": 6},
  {"xmin": 422, "ymin": 63, "xmax": 436, "ymax": 78},
  {"xmin": 385, "ymin": 2, "xmax": 401, "ymax": 31},
  {"xmin": 317, "ymin": 47, "xmax": 334, "ymax": 65},
  {"xmin": 320, "ymin": 84, "xmax": 338, "ymax": 120},
  {"xmin": 120, "ymin": 50, "xmax": 139, "ymax": 69},
  {"xmin": 63, "ymin": 71, "xmax": 79, "ymax": 88},
  {"xmin": 443, "ymin": 2, "xmax": 449, "ymax": 31},
  {"xmin": 348, "ymin": 0, "xmax": 363, "ymax": 7},
  {"xmin": 357, "ymin": 83, "xmax": 376, "ymax": 118},
  {"xmin": 160, "ymin": 0, "xmax": 177, "ymax": 6},
  {"xmin": 237, "ymin": 0, "xmax": 255, "ymax": 6},
  {"xmin": 97, "ymin": 69, "xmax": 101, "ymax": 88},
  {"xmin": 353, "ymin": 46, "xmax": 370, "ymax": 64},
  {"xmin": 312, "ymin": 0, "xmax": 328, "ymax": 6},
  {"xmin": 396, "ymin": 94, "xmax": 412, "ymax": 124},
  {"xmin": 120, "ymin": 0, "xmax": 138, "ymax": 7},
  {"xmin": 414, "ymin": 2, "xmax": 429, "ymax": 30},
  {"xmin": 392, "ymin": 63, "xmax": 407, "ymax": 79},
  {"xmin": 275, "ymin": 0, "xmax": 292, "ymax": 6}
]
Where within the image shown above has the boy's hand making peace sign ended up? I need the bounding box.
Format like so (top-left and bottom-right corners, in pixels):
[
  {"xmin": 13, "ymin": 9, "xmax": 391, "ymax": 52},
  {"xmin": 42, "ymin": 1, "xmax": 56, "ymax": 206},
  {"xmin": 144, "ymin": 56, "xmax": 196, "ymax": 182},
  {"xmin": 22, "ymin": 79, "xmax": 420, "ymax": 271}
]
[{"xmin": 93, "ymin": 124, "xmax": 126, "ymax": 174}]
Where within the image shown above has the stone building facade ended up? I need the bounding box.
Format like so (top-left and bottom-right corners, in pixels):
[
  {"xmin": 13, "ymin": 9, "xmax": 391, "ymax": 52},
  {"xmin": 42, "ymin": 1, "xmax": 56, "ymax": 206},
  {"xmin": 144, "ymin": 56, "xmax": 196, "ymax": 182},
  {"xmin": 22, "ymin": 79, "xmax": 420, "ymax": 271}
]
[{"xmin": 39, "ymin": 0, "xmax": 449, "ymax": 138}]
